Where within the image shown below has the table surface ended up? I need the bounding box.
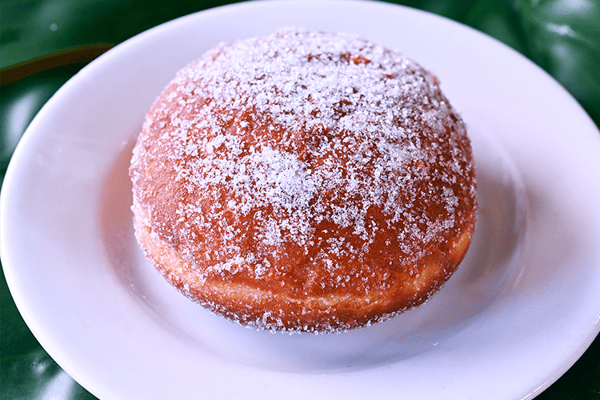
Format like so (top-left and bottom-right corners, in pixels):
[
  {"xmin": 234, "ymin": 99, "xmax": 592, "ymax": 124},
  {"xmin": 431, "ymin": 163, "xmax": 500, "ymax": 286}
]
[{"xmin": 1, "ymin": 1, "xmax": 599, "ymax": 399}]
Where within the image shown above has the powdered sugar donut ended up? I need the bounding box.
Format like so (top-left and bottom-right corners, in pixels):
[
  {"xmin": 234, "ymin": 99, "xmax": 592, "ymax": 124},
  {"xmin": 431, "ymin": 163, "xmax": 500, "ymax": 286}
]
[{"xmin": 129, "ymin": 29, "xmax": 477, "ymax": 333}]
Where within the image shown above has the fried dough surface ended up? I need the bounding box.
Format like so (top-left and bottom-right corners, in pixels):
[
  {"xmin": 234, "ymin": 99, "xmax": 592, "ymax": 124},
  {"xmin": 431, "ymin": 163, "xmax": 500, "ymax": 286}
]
[{"xmin": 130, "ymin": 29, "xmax": 477, "ymax": 332}]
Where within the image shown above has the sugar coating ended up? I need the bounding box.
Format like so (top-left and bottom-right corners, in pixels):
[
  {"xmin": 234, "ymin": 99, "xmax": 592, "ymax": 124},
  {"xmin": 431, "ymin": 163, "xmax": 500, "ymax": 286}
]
[{"xmin": 130, "ymin": 29, "xmax": 477, "ymax": 332}]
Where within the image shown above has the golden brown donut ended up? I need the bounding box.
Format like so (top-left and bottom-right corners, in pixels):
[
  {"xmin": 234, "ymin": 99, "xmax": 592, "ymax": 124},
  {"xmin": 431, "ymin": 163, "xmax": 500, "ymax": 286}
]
[{"xmin": 129, "ymin": 29, "xmax": 477, "ymax": 333}]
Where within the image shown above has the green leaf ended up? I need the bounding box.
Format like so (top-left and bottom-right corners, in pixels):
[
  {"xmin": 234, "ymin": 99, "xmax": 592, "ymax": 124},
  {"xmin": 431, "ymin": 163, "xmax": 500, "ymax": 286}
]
[
  {"xmin": 1, "ymin": 348, "xmax": 97, "ymax": 400},
  {"xmin": 463, "ymin": 0, "xmax": 530, "ymax": 55},
  {"xmin": 513, "ymin": 0, "xmax": 600, "ymax": 125},
  {"xmin": 0, "ymin": 0, "xmax": 245, "ymax": 69}
]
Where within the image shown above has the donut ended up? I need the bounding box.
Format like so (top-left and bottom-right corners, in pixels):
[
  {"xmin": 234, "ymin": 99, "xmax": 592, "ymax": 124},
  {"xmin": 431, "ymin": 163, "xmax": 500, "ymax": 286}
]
[{"xmin": 129, "ymin": 29, "xmax": 477, "ymax": 333}]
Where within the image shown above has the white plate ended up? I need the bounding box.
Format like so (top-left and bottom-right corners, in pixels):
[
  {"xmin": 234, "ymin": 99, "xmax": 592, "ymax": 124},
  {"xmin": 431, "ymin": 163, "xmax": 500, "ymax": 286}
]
[{"xmin": 2, "ymin": 1, "xmax": 600, "ymax": 399}]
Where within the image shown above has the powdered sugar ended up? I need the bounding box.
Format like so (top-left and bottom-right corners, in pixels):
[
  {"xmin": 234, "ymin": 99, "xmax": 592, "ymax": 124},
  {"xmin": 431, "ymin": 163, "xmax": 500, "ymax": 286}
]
[{"xmin": 131, "ymin": 28, "xmax": 476, "ymax": 286}]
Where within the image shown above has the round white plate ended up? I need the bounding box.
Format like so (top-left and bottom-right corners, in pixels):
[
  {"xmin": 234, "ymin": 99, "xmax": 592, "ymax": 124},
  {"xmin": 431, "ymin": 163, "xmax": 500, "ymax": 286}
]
[{"xmin": 2, "ymin": 1, "xmax": 600, "ymax": 399}]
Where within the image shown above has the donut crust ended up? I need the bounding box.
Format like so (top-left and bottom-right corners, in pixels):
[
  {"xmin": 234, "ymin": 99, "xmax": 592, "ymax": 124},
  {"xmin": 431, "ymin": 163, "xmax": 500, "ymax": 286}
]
[{"xmin": 130, "ymin": 29, "xmax": 477, "ymax": 333}]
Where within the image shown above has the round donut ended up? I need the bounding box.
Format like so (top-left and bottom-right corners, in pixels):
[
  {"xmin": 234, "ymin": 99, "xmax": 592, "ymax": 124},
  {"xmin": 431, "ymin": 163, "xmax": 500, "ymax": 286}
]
[{"xmin": 129, "ymin": 29, "xmax": 477, "ymax": 333}]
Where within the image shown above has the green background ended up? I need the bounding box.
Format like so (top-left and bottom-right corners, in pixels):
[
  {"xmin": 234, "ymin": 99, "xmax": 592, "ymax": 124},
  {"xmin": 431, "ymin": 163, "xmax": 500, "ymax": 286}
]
[{"xmin": 1, "ymin": 0, "xmax": 599, "ymax": 398}]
